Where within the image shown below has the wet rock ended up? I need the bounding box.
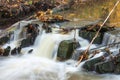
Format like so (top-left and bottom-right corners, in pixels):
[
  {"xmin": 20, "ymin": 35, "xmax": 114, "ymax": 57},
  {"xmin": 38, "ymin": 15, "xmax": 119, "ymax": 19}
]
[
  {"xmin": 115, "ymin": 55, "xmax": 120, "ymax": 63},
  {"xmin": 0, "ymin": 47, "xmax": 4, "ymax": 56},
  {"xmin": 20, "ymin": 24, "xmax": 39, "ymax": 48},
  {"xmin": 83, "ymin": 56, "xmax": 105, "ymax": 71},
  {"xmin": 28, "ymin": 49, "xmax": 33, "ymax": 54},
  {"xmin": 3, "ymin": 46, "xmax": 11, "ymax": 56},
  {"xmin": 95, "ymin": 60, "xmax": 115, "ymax": 74},
  {"xmin": 42, "ymin": 23, "xmax": 52, "ymax": 33},
  {"xmin": 79, "ymin": 31, "xmax": 103, "ymax": 44},
  {"xmin": 79, "ymin": 25, "xmax": 115, "ymax": 44},
  {"xmin": 114, "ymin": 63, "xmax": 120, "ymax": 74},
  {"xmin": 57, "ymin": 39, "xmax": 80, "ymax": 60},
  {"xmin": 0, "ymin": 35, "xmax": 10, "ymax": 45},
  {"xmin": 20, "ymin": 36, "xmax": 33, "ymax": 48},
  {"xmin": 11, "ymin": 48, "xmax": 17, "ymax": 55},
  {"xmin": 17, "ymin": 46, "xmax": 22, "ymax": 54},
  {"xmin": 11, "ymin": 46, "xmax": 21, "ymax": 55}
]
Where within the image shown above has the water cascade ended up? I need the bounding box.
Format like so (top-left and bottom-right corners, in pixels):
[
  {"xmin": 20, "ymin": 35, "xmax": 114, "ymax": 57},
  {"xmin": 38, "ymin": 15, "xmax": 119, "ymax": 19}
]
[
  {"xmin": 102, "ymin": 30, "xmax": 120, "ymax": 45},
  {"xmin": 0, "ymin": 20, "xmax": 120, "ymax": 80}
]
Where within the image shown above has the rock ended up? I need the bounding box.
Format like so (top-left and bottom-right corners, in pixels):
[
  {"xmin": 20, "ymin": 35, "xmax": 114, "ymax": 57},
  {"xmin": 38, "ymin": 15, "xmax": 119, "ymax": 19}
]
[
  {"xmin": 115, "ymin": 55, "xmax": 120, "ymax": 63},
  {"xmin": 95, "ymin": 60, "xmax": 115, "ymax": 74},
  {"xmin": 17, "ymin": 46, "xmax": 22, "ymax": 53},
  {"xmin": 11, "ymin": 46, "xmax": 22, "ymax": 55},
  {"xmin": 79, "ymin": 24, "xmax": 115, "ymax": 44},
  {"xmin": 0, "ymin": 35, "xmax": 10, "ymax": 45},
  {"xmin": 57, "ymin": 39, "xmax": 80, "ymax": 60},
  {"xmin": 20, "ymin": 36, "xmax": 33, "ymax": 48},
  {"xmin": 11, "ymin": 48, "xmax": 17, "ymax": 55},
  {"xmin": 0, "ymin": 47, "xmax": 4, "ymax": 56},
  {"xmin": 3, "ymin": 46, "xmax": 11, "ymax": 56},
  {"xmin": 83, "ymin": 56, "xmax": 105, "ymax": 71},
  {"xmin": 79, "ymin": 31, "xmax": 103, "ymax": 44},
  {"xmin": 21, "ymin": 24, "xmax": 39, "ymax": 48},
  {"xmin": 114, "ymin": 63, "xmax": 120, "ymax": 74},
  {"xmin": 42, "ymin": 23, "xmax": 52, "ymax": 33},
  {"xmin": 28, "ymin": 49, "xmax": 33, "ymax": 54}
]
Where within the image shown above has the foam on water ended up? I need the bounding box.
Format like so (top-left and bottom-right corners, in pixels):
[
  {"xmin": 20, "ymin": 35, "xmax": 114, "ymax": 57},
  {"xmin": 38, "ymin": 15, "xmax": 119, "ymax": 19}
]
[{"xmin": 0, "ymin": 55, "xmax": 66, "ymax": 80}]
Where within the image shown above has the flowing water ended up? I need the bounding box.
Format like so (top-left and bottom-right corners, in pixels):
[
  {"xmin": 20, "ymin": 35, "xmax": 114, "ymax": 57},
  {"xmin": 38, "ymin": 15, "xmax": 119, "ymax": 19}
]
[
  {"xmin": 0, "ymin": 20, "xmax": 120, "ymax": 80},
  {"xmin": 102, "ymin": 31, "xmax": 120, "ymax": 45}
]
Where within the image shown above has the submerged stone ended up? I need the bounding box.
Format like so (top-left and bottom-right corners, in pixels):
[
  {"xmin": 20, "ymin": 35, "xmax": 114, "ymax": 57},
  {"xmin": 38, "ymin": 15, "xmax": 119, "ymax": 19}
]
[{"xmin": 57, "ymin": 40, "xmax": 80, "ymax": 60}]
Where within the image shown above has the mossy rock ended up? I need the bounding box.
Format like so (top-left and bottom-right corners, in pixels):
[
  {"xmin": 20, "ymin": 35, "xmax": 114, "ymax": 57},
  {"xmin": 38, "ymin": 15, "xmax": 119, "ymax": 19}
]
[
  {"xmin": 83, "ymin": 56, "xmax": 105, "ymax": 71},
  {"xmin": 79, "ymin": 31, "xmax": 104, "ymax": 44},
  {"xmin": 57, "ymin": 39, "xmax": 80, "ymax": 60},
  {"xmin": 95, "ymin": 61, "xmax": 115, "ymax": 74}
]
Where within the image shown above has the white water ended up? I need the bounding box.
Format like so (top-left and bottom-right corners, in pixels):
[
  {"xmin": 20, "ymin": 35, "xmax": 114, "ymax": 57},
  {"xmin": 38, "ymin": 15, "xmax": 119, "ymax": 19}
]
[
  {"xmin": 0, "ymin": 21, "xmax": 120, "ymax": 80},
  {"xmin": 102, "ymin": 31, "xmax": 120, "ymax": 45}
]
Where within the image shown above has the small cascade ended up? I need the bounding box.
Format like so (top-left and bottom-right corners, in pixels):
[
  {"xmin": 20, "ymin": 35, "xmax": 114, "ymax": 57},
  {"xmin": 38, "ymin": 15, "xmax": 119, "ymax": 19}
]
[
  {"xmin": 0, "ymin": 19, "xmax": 120, "ymax": 80},
  {"xmin": 32, "ymin": 29, "xmax": 81, "ymax": 59},
  {"xmin": 102, "ymin": 30, "xmax": 120, "ymax": 45},
  {"xmin": 9, "ymin": 32, "xmax": 14, "ymax": 42},
  {"xmin": 13, "ymin": 21, "xmax": 30, "ymax": 41},
  {"xmin": 33, "ymin": 33, "xmax": 57, "ymax": 59}
]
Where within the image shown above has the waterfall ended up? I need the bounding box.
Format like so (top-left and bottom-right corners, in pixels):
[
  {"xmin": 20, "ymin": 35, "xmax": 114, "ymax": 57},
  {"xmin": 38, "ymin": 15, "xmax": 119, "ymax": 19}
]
[
  {"xmin": 0, "ymin": 20, "xmax": 120, "ymax": 80},
  {"xmin": 32, "ymin": 29, "xmax": 81, "ymax": 59},
  {"xmin": 102, "ymin": 30, "xmax": 120, "ymax": 45},
  {"xmin": 13, "ymin": 21, "xmax": 31, "ymax": 41}
]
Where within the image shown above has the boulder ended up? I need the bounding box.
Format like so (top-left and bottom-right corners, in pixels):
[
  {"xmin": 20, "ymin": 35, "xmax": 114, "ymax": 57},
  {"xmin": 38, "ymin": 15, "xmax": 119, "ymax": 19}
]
[
  {"xmin": 11, "ymin": 46, "xmax": 22, "ymax": 55},
  {"xmin": 95, "ymin": 60, "xmax": 115, "ymax": 74},
  {"xmin": 83, "ymin": 56, "xmax": 105, "ymax": 71},
  {"xmin": 11, "ymin": 48, "xmax": 17, "ymax": 55},
  {"xmin": 57, "ymin": 40, "xmax": 80, "ymax": 60},
  {"xmin": 79, "ymin": 30, "xmax": 103, "ymax": 44},
  {"xmin": 0, "ymin": 35, "xmax": 10, "ymax": 45},
  {"xmin": 17, "ymin": 46, "xmax": 22, "ymax": 54},
  {"xmin": 20, "ymin": 36, "xmax": 33, "ymax": 48},
  {"xmin": 114, "ymin": 63, "xmax": 120, "ymax": 74},
  {"xmin": 3, "ymin": 46, "xmax": 11, "ymax": 56}
]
